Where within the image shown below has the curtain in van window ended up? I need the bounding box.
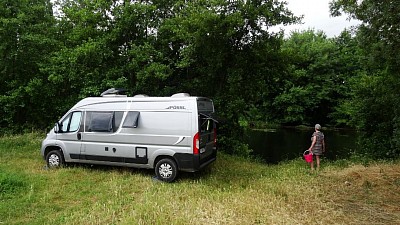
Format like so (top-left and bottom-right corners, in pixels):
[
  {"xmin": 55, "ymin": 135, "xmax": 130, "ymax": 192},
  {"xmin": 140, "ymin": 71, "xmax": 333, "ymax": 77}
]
[
  {"xmin": 88, "ymin": 112, "xmax": 113, "ymax": 132},
  {"xmin": 122, "ymin": 111, "xmax": 140, "ymax": 128}
]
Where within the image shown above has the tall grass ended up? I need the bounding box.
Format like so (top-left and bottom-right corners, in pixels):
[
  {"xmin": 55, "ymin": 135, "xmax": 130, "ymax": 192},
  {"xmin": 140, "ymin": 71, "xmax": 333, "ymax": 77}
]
[{"xmin": 0, "ymin": 133, "xmax": 399, "ymax": 224}]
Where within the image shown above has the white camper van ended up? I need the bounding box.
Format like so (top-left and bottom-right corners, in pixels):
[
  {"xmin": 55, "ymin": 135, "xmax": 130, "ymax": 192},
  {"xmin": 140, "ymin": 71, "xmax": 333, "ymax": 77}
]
[{"xmin": 41, "ymin": 90, "xmax": 217, "ymax": 182}]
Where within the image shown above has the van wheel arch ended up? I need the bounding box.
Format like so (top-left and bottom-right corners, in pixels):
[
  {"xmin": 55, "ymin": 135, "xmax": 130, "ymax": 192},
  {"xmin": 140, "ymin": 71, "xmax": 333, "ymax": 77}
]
[{"xmin": 44, "ymin": 146, "xmax": 64, "ymax": 158}]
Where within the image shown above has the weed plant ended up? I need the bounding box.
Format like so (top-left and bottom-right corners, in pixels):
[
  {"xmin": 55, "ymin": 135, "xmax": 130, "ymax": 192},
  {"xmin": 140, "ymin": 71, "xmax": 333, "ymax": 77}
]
[{"xmin": 0, "ymin": 133, "xmax": 399, "ymax": 224}]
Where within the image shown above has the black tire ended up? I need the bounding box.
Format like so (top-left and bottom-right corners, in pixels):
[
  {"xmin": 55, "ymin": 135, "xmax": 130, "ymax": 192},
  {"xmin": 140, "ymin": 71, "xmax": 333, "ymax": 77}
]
[
  {"xmin": 155, "ymin": 158, "xmax": 178, "ymax": 182},
  {"xmin": 46, "ymin": 150, "xmax": 64, "ymax": 168}
]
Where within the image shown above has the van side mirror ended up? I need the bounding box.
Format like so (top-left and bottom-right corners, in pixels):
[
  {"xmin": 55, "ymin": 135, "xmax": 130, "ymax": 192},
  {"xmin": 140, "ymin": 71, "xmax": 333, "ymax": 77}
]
[{"xmin": 54, "ymin": 122, "xmax": 62, "ymax": 133}]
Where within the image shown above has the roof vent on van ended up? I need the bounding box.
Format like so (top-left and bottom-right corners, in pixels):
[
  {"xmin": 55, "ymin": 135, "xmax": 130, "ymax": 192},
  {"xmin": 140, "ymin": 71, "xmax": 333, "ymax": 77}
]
[
  {"xmin": 133, "ymin": 94, "xmax": 149, "ymax": 98},
  {"xmin": 100, "ymin": 88, "xmax": 127, "ymax": 97},
  {"xmin": 171, "ymin": 93, "xmax": 190, "ymax": 98}
]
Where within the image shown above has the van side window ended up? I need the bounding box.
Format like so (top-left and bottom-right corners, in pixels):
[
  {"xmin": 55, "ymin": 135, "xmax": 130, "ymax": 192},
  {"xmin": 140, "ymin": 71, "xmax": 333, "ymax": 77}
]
[
  {"xmin": 85, "ymin": 111, "xmax": 124, "ymax": 132},
  {"xmin": 60, "ymin": 111, "xmax": 82, "ymax": 133},
  {"xmin": 122, "ymin": 111, "xmax": 140, "ymax": 128},
  {"xmin": 86, "ymin": 112, "xmax": 113, "ymax": 132},
  {"xmin": 113, "ymin": 111, "xmax": 124, "ymax": 132}
]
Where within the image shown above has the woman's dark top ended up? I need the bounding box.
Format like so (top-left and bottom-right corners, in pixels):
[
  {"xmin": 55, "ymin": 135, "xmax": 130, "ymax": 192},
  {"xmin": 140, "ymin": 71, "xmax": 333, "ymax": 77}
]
[{"xmin": 311, "ymin": 131, "xmax": 324, "ymax": 155}]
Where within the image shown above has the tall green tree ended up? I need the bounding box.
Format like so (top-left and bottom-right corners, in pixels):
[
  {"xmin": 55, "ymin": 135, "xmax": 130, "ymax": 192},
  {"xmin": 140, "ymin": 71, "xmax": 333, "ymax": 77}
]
[
  {"xmin": 0, "ymin": 0, "xmax": 58, "ymax": 131},
  {"xmin": 330, "ymin": 0, "xmax": 400, "ymax": 157},
  {"xmin": 48, "ymin": 0, "xmax": 176, "ymax": 99},
  {"xmin": 0, "ymin": 0, "xmax": 302, "ymax": 156},
  {"xmin": 152, "ymin": 0, "xmax": 298, "ymax": 154},
  {"xmin": 44, "ymin": 0, "xmax": 298, "ymax": 155},
  {"xmin": 328, "ymin": 30, "xmax": 364, "ymax": 127},
  {"xmin": 274, "ymin": 30, "xmax": 358, "ymax": 127}
]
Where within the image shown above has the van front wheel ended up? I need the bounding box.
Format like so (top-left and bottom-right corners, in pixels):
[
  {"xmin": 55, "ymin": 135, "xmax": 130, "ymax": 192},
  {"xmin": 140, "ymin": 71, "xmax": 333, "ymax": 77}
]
[
  {"xmin": 155, "ymin": 158, "xmax": 177, "ymax": 182},
  {"xmin": 46, "ymin": 150, "xmax": 64, "ymax": 168}
]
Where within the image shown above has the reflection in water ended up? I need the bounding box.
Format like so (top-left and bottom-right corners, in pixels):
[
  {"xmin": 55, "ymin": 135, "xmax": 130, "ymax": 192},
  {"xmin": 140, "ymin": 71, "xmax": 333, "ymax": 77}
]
[{"xmin": 245, "ymin": 128, "xmax": 360, "ymax": 164}]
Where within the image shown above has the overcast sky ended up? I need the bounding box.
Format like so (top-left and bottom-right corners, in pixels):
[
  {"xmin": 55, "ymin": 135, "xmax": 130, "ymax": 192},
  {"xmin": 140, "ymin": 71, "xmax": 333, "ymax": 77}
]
[{"xmin": 273, "ymin": 0, "xmax": 360, "ymax": 37}]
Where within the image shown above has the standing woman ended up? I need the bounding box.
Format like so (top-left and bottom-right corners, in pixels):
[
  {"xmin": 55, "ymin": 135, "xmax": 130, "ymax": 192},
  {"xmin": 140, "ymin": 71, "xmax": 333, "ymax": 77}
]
[{"xmin": 308, "ymin": 124, "xmax": 325, "ymax": 171}]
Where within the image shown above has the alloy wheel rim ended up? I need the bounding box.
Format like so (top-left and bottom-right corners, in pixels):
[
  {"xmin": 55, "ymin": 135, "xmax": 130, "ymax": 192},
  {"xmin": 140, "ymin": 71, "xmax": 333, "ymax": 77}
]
[
  {"xmin": 159, "ymin": 163, "xmax": 173, "ymax": 178},
  {"xmin": 48, "ymin": 154, "xmax": 60, "ymax": 167}
]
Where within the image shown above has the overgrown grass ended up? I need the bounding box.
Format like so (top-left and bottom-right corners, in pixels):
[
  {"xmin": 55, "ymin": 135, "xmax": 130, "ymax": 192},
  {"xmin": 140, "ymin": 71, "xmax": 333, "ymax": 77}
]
[{"xmin": 0, "ymin": 133, "xmax": 399, "ymax": 224}]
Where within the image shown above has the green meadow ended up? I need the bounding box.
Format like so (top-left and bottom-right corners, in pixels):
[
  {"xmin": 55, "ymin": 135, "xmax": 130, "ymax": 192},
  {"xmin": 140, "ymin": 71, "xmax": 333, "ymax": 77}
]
[{"xmin": 1, "ymin": 133, "xmax": 399, "ymax": 224}]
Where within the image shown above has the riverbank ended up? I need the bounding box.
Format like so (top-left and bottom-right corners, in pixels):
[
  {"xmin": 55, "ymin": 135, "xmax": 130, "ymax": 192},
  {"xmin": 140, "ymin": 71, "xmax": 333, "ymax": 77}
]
[
  {"xmin": 246, "ymin": 127, "xmax": 360, "ymax": 163},
  {"xmin": 1, "ymin": 133, "xmax": 399, "ymax": 224}
]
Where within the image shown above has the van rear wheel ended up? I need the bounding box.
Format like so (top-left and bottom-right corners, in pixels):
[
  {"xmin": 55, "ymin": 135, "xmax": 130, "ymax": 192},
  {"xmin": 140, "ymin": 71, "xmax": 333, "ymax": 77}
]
[
  {"xmin": 155, "ymin": 158, "xmax": 177, "ymax": 182},
  {"xmin": 46, "ymin": 150, "xmax": 64, "ymax": 168}
]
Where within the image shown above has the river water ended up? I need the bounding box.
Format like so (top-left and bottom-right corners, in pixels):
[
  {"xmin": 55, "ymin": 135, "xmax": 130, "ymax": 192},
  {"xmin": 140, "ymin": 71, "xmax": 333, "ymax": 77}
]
[{"xmin": 245, "ymin": 128, "xmax": 360, "ymax": 164}]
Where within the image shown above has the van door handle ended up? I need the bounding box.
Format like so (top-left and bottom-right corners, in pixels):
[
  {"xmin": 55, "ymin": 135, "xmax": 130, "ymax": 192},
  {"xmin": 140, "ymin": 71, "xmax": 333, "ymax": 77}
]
[{"xmin": 77, "ymin": 133, "xmax": 82, "ymax": 140}]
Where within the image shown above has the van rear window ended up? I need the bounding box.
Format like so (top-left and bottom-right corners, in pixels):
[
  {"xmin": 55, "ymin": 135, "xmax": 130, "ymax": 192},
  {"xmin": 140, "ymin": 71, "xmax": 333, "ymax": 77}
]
[{"xmin": 197, "ymin": 99, "xmax": 214, "ymax": 112}]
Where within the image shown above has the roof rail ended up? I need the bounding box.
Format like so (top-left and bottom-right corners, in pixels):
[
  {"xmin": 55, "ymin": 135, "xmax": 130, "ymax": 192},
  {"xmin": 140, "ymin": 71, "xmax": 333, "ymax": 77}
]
[
  {"xmin": 171, "ymin": 93, "xmax": 190, "ymax": 98},
  {"xmin": 100, "ymin": 88, "xmax": 127, "ymax": 97}
]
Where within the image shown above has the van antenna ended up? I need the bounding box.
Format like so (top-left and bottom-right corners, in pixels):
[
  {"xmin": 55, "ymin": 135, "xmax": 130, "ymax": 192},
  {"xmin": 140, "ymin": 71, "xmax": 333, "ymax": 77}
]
[{"xmin": 100, "ymin": 88, "xmax": 127, "ymax": 96}]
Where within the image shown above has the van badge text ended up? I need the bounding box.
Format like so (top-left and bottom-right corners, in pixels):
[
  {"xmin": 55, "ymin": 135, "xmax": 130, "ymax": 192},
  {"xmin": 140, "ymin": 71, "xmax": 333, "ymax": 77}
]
[{"xmin": 166, "ymin": 106, "xmax": 186, "ymax": 110}]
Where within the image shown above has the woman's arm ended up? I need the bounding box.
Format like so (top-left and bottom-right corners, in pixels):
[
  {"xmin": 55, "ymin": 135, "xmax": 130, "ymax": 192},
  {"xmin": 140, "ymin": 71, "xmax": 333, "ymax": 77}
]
[{"xmin": 308, "ymin": 135, "xmax": 316, "ymax": 152}]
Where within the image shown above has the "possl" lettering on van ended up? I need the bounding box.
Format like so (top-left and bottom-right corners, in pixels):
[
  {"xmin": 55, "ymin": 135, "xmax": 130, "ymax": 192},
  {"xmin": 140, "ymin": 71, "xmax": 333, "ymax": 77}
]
[{"xmin": 166, "ymin": 105, "xmax": 186, "ymax": 110}]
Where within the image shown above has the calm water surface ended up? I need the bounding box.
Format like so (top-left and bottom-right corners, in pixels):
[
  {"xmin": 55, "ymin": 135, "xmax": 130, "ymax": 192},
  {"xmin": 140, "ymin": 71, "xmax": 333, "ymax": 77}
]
[{"xmin": 246, "ymin": 128, "xmax": 360, "ymax": 164}]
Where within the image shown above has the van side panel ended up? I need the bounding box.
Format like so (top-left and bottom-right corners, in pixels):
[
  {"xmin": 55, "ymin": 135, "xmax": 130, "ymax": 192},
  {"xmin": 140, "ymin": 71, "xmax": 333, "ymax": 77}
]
[{"xmin": 66, "ymin": 99, "xmax": 192, "ymax": 168}]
